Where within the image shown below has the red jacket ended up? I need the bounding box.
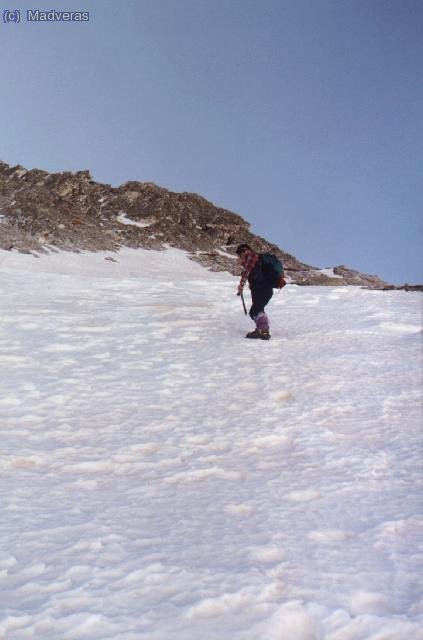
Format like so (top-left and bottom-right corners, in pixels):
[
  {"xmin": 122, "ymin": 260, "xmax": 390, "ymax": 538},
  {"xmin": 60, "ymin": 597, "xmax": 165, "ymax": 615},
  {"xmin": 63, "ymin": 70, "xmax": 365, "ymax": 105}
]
[{"xmin": 237, "ymin": 249, "xmax": 259, "ymax": 294}]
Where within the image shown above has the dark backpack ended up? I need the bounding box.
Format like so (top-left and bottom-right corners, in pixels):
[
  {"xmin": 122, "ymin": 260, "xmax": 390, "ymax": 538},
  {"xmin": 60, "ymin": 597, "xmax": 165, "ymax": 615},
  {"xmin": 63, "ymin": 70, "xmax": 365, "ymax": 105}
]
[{"xmin": 260, "ymin": 253, "xmax": 286, "ymax": 289}]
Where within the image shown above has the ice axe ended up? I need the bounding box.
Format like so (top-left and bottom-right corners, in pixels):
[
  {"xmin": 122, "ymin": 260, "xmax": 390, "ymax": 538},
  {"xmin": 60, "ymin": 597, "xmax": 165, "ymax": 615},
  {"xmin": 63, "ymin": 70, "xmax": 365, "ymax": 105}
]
[{"xmin": 240, "ymin": 291, "xmax": 248, "ymax": 315}]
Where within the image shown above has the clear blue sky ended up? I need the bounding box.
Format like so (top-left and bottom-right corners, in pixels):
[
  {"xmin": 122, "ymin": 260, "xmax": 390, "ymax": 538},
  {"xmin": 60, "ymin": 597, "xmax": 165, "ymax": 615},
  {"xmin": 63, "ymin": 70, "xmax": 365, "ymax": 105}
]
[{"xmin": 1, "ymin": 0, "xmax": 422, "ymax": 284}]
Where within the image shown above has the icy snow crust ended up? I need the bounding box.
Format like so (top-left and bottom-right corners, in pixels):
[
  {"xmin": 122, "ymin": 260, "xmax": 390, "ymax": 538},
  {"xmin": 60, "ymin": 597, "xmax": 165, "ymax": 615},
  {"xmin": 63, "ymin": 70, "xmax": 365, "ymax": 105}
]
[{"xmin": 0, "ymin": 247, "xmax": 422, "ymax": 640}]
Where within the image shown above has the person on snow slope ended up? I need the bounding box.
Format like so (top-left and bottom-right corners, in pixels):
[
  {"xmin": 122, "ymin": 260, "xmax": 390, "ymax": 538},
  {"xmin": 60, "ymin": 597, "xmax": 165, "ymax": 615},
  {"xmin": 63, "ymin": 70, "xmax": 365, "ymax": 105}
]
[{"xmin": 236, "ymin": 243, "xmax": 273, "ymax": 340}]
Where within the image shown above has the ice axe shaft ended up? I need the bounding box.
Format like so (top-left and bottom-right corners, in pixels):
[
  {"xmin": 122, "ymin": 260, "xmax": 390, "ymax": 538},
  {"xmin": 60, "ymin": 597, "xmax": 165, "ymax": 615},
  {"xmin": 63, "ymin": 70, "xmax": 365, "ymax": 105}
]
[{"xmin": 240, "ymin": 291, "xmax": 247, "ymax": 315}]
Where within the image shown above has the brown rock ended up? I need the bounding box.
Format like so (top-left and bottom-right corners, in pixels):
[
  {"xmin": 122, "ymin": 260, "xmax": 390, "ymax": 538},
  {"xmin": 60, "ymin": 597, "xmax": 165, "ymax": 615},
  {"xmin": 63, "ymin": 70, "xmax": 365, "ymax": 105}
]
[{"xmin": 0, "ymin": 160, "xmax": 406, "ymax": 288}]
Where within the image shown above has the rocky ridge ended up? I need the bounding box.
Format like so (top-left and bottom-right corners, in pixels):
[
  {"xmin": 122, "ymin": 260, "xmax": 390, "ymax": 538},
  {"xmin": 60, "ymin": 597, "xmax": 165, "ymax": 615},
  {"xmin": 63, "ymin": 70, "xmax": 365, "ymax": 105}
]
[{"xmin": 0, "ymin": 161, "xmax": 411, "ymax": 289}]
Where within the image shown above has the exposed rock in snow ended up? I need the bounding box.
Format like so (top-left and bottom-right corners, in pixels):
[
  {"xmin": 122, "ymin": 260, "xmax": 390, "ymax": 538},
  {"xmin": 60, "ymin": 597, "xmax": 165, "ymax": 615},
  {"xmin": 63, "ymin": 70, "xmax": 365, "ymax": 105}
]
[{"xmin": 0, "ymin": 160, "xmax": 405, "ymax": 288}]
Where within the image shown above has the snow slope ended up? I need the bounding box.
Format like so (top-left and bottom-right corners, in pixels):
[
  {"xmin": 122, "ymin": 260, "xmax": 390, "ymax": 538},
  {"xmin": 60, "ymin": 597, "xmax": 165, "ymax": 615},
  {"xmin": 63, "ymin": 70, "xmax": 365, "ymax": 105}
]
[{"xmin": 0, "ymin": 247, "xmax": 422, "ymax": 640}]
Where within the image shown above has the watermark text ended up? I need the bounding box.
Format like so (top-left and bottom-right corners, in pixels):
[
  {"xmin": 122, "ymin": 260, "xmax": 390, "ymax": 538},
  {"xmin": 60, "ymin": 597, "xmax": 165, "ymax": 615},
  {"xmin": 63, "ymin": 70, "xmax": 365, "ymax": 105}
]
[{"xmin": 3, "ymin": 8, "xmax": 90, "ymax": 24}]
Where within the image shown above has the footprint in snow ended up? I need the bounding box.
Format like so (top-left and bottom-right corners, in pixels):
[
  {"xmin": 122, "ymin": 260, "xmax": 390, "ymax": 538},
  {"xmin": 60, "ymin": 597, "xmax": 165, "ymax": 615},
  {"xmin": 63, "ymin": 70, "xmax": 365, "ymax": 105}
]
[{"xmin": 285, "ymin": 489, "xmax": 321, "ymax": 502}]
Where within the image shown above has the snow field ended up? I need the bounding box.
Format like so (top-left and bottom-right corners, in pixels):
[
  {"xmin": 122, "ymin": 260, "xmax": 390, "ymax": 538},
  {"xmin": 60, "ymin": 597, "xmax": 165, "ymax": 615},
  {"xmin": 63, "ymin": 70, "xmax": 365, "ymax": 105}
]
[{"xmin": 0, "ymin": 248, "xmax": 422, "ymax": 639}]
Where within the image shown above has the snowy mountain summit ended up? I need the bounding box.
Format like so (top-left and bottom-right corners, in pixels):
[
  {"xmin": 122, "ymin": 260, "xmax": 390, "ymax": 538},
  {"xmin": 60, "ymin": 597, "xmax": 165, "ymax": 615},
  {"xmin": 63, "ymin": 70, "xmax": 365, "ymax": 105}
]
[{"xmin": 0, "ymin": 160, "xmax": 403, "ymax": 288}]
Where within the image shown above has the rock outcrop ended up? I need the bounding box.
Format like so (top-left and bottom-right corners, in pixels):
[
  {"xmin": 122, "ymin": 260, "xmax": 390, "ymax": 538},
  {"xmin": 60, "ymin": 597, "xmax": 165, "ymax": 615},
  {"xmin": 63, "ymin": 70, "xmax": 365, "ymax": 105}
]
[{"xmin": 0, "ymin": 161, "xmax": 402, "ymax": 288}]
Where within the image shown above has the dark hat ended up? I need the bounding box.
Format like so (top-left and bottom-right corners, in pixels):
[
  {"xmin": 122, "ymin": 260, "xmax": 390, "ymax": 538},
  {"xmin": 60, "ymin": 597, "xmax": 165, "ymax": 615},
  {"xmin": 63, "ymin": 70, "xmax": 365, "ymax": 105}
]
[{"xmin": 236, "ymin": 243, "xmax": 252, "ymax": 255}]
